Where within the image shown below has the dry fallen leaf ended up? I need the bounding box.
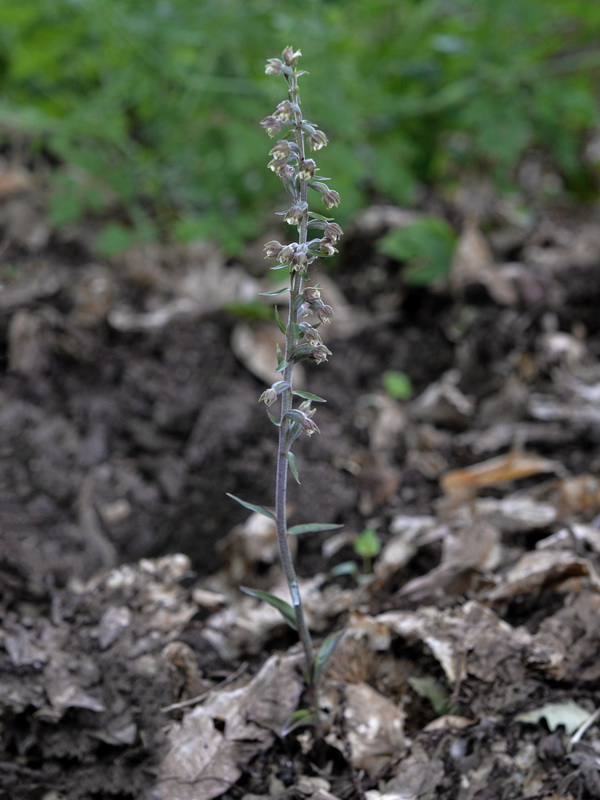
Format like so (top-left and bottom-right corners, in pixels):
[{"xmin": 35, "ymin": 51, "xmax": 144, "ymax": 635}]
[
  {"xmin": 441, "ymin": 450, "xmax": 563, "ymax": 501},
  {"xmin": 325, "ymin": 681, "xmax": 405, "ymax": 776},
  {"xmin": 156, "ymin": 652, "xmax": 303, "ymax": 800}
]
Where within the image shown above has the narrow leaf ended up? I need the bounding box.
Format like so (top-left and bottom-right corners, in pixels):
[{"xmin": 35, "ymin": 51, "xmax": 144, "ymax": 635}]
[
  {"xmin": 293, "ymin": 390, "xmax": 327, "ymax": 403},
  {"xmin": 226, "ymin": 493, "xmax": 275, "ymax": 520},
  {"xmin": 274, "ymin": 306, "xmax": 287, "ymax": 335},
  {"xmin": 288, "ymin": 522, "xmax": 344, "ymax": 535},
  {"xmin": 240, "ymin": 587, "xmax": 297, "ymax": 630},
  {"xmin": 275, "ymin": 359, "xmax": 289, "ymax": 373},
  {"xmin": 270, "ymin": 263, "xmax": 289, "ymax": 271},
  {"xmin": 267, "ymin": 412, "xmax": 280, "ymax": 427},
  {"xmin": 286, "ymin": 451, "xmax": 300, "ymax": 484},
  {"xmin": 330, "ymin": 561, "xmax": 360, "ymax": 578},
  {"xmin": 308, "ymin": 211, "xmax": 333, "ymax": 221},
  {"xmin": 313, "ymin": 630, "xmax": 344, "ymax": 685},
  {"xmin": 259, "ymin": 287, "xmax": 289, "ymax": 296},
  {"xmin": 282, "ymin": 708, "xmax": 315, "ymax": 736},
  {"xmin": 284, "ymin": 409, "xmax": 305, "ymax": 424}
]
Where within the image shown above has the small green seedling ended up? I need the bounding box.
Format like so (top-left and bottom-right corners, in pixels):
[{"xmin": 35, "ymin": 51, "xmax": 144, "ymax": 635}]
[{"xmin": 331, "ymin": 527, "xmax": 382, "ymax": 582}]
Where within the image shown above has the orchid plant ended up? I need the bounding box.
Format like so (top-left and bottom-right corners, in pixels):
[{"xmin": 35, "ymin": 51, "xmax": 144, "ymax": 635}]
[{"xmin": 228, "ymin": 47, "xmax": 343, "ymax": 731}]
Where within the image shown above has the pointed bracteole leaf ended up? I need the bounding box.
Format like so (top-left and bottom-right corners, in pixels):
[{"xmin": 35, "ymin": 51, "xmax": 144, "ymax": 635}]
[
  {"xmin": 267, "ymin": 412, "xmax": 281, "ymax": 427},
  {"xmin": 270, "ymin": 262, "xmax": 289, "ymax": 271},
  {"xmin": 226, "ymin": 494, "xmax": 275, "ymax": 520},
  {"xmin": 284, "ymin": 409, "xmax": 305, "ymax": 424},
  {"xmin": 240, "ymin": 586, "xmax": 297, "ymax": 630},
  {"xmin": 259, "ymin": 287, "xmax": 289, "ymax": 296},
  {"xmin": 288, "ymin": 522, "xmax": 344, "ymax": 535},
  {"xmin": 312, "ymin": 629, "xmax": 344, "ymax": 686},
  {"xmin": 281, "ymin": 708, "xmax": 315, "ymax": 737},
  {"xmin": 276, "ymin": 359, "xmax": 289, "ymax": 373},
  {"xmin": 286, "ymin": 451, "xmax": 300, "ymax": 484},
  {"xmin": 274, "ymin": 306, "xmax": 286, "ymax": 335},
  {"xmin": 293, "ymin": 390, "xmax": 327, "ymax": 403},
  {"xmin": 307, "ymin": 211, "xmax": 333, "ymax": 221}
]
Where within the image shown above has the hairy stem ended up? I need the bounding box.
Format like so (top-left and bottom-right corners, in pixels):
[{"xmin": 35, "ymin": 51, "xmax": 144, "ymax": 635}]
[{"xmin": 275, "ymin": 70, "xmax": 315, "ymax": 685}]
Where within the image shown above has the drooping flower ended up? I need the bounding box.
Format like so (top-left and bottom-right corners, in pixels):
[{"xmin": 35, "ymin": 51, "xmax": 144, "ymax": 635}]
[
  {"xmin": 317, "ymin": 304, "xmax": 334, "ymax": 324},
  {"xmin": 265, "ymin": 58, "xmax": 285, "ymax": 76},
  {"xmin": 322, "ymin": 189, "xmax": 341, "ymax": 209},
  {"xmin": 284, "ymin": 202, "xmax": 308, "ymax": 227},
  {"xmin": 307, "ymin": 129, "xmax": 328, "ymax": 150},
  {"xmin": 297, "ymin": 158, "xmax": 316, "ymax": 180},
  {"xmin": 264, "ymin": 240, "xmax": 284, "ymax": 259},
  {"xmin": 260, "ymin": 116, "xmax": 282, "ymax": 137}
]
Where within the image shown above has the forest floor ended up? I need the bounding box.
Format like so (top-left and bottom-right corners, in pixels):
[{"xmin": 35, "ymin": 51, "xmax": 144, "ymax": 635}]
[{"xmin": 2, "ymin": 166, "xmax": 600, "ymax": 800}]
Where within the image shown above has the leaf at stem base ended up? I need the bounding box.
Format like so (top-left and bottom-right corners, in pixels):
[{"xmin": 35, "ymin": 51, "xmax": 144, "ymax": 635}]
[{"xmin": 240, "ymin": 586, "xmax": 297, "ymax": 630}]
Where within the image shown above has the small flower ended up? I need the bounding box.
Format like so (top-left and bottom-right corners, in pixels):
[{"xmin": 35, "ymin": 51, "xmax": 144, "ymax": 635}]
[
  {"xmin": 265, "ymin": 58, "xmax": 285, "ymax": 76},
  {"xmin": 284, "ymin": 202, "xmax": 308, "ymax": 226},
  {"xmin": 303, "ymin": 326, "xmax": 322, "ymax": 346},
  {"xmin": 300, "ymin": 414, "xmax": 320, "ymax": 436},
  {"xmin": 290, "ymin": 245, "xmax": 309, "ymax": 272},
  {"xmin": 308, "ymin": 129, "xmax": 328, "ymax": 150},
  {"xmin": 264, "ymin": 240, "xmax": 284, "ymax": 259},
  {"xmin": 322, "ymin": 189, "xmax": 341, "ymax": 209},
  {"xmin": 317, "ymin": 304, "xmax": 334, "ymax": 324},
  {"xmin": 297, "ymin": 158, "xmax": 316, "ymax": 180},
  {"xmin": 259, "ymin": 380, "xmax": 289, "ymax": 406},
  {"xmin": 259, "ymin": 387, "xmax": 278, "ymax": 406},
  {"xmin": 282, "ymin": 46, "xmax": 302, "ymax": 66},
  {"xmin": 269, "ymin": 140, "xmax": 293, "ymax": 161},
  {"xmin": 325, "ymin": 222, "xmax": 344, "ymax": 242},
  {"xmin": 278, "ymin": 243, "xmax": 297, "ymax": 264},
  {"xmin": 273, "ymin": 100, "xmax": 295, "ymax": 123},
  {"xmin": 309, "ymin": 343, "xmax": 332, "ymax": 364},
  {"xmin": 318, "ymin": 237, "xmax": 337, "ymax": 256},
  {"xmin": 260, "ymin": 116, "xmax": 282, "ymax": 137},
  {"xmin": 268, "ymin": 157, "xmax": 287, "ymax": 174}
]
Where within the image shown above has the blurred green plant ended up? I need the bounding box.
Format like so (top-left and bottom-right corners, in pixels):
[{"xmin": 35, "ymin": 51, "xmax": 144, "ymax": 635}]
[
  {"xmin": 382, "ymin": 369, "xmax": 414, "ymax": 400},
  {"xmin": 331, "ymin": 527, "xmax": 383, "ymax": 581},
  {"xmin": 1, "ymin": 0, "xmax": 599, "ymax": 254},
  {"xmin": 378, "ymin": 217, "xmax": 457, "ymax": 284}
]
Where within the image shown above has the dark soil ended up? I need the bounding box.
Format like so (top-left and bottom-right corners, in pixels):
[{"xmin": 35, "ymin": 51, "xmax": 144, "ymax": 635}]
[{"xmin": 2, "ymin": 179, "xmax": 600, "ymax": 799}]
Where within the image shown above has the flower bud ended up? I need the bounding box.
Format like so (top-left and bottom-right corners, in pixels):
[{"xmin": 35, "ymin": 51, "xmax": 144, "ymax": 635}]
[
  {"xmin": 317, "ymin": 304, "xmax": 334, "ymax": 324},
  {"xmin": 260, "ymin": 116, "xmax": 282, "ymax": 137},
  {"xmin": 282, "ymin": 46, "xmax": 302, "ymax": 66},
  {"xmin": 308, "ymin": 129, "xmax": 328, "ymax": 150},
  {"xmin": 322, "ymin": 189, "xmax": 340, "ymax": 209},
  {"xmin": 264, "ymin": 240, "xmax": 284, "ymax": 259},
  {"xmin": 265, "ymin": 58, "xmax": 285, "ymax": 76},
  {"xmin": 303, "ymin": 286, "xmax": 321, "ymax": 303},
  {"xmin": 297, "ymin": 158, "xmax": 316, "ymax": 180}
]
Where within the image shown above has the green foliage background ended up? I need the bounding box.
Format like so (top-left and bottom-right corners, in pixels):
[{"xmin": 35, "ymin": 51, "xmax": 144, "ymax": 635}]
[{"xmin": 1, "ymin": 0, "xmax": 599, "ymax": 253}]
